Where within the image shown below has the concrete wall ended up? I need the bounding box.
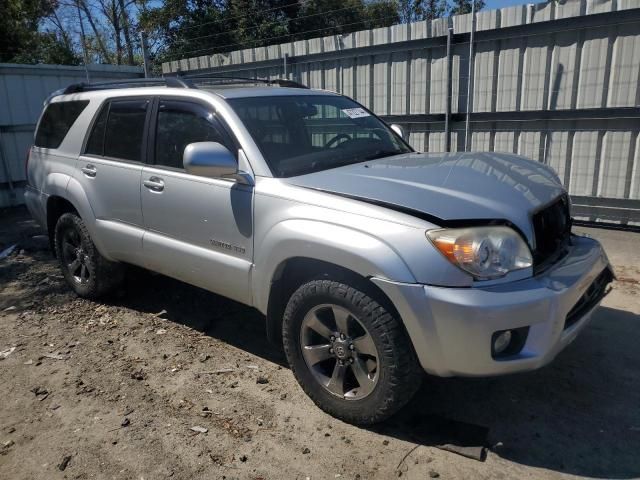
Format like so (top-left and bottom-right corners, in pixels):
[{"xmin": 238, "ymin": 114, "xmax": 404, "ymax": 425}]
[
  {"xmin": 163, "ymin": 0, "xmax": 640, "ymax": 224},
  {"xmin": 0, "ymin": 63, "xmax": 143, "ymax": 208}
]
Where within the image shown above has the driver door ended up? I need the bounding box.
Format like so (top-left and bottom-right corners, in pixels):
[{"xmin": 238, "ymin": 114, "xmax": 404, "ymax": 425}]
[{"xmin": 141, "ymin": 97, "xmax": 253, "ymax": 304}]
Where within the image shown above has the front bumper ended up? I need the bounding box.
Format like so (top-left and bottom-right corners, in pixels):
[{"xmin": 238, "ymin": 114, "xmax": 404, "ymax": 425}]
[{"xmin": 372, "ymin": 235, "xmax": 612, "ymax": 377}]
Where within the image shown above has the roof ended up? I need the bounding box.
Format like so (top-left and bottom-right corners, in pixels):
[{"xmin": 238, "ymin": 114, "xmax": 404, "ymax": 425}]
[{"xmin": 47, "ymin": 76, "xmax": 336, "ymax": 103}]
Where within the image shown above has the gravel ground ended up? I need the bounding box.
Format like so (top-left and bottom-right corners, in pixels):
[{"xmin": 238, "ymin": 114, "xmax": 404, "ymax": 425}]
[{"xmin": 1, "ymin": 206, "xmax": 639, "ymax": 480}]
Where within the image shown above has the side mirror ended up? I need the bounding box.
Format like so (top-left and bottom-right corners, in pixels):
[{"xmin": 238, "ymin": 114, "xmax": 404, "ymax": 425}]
[
  {"xmin": 183, "ymin": 142, "xmax": 237, "ymax": 179},
  {"xmin": 390, "ymin": 124, "xmax": 405, "ymax": 139}
]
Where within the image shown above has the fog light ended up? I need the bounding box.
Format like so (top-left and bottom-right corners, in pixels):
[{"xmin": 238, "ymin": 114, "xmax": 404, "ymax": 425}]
[{"xmin": 493, "ymin": 330, "xmax": 512, "ymax": 355}]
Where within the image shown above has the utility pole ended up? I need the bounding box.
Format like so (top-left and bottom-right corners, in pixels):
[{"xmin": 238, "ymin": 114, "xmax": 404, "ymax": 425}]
[
  {"xmin": 140, "ymin": 31, "xmax": 151, "ymax": 78},
  {"xmin": 464, "ymin": 0, "xmax": 477, "ymax": 152}
]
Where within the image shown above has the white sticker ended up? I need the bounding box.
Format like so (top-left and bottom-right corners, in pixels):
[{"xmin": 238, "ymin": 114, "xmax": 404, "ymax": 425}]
[{"xmin": 341, "ymin": 107, "xmax": 370, "ymax": 119}]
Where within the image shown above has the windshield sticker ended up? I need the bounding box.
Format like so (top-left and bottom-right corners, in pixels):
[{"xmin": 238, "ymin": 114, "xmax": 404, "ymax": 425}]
[{"xmin": 341, "ymin": 108, "xmax": 370, "ymax": 119}]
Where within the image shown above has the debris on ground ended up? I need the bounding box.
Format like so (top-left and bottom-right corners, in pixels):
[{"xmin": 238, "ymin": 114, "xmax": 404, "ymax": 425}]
[
  {"xmin": 58, "ymin": 455, "xmax": 72, "ymax": 471},
  {"xmin": 0, "ymin": 244, "xmax": 17, "ymax": 260},
  {"xmin": 190, "ymin": 426, "xmax": 208, "ymax": 434},
  {"xmin": 0, "ymin": 347, "xmax": 16, "ymax": 359}
]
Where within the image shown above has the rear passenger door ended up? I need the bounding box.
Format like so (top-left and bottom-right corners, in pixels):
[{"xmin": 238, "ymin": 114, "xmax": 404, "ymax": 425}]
[
  {"xmin": 140, "ymin": 97, "xmax": 253, "ymax": 304},
  {"xmin": 76, "ymin": 97, "xmax": 151, "ymax": 263}
]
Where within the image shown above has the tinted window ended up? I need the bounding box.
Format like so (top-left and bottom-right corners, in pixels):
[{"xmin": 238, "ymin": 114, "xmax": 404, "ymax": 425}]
[
  {"xmin": 35, "ymin": 100, "xmax": 89, "ymax": 148},
  {"xmin": 85, "ymin": 103, "xmax": 108, "ymax": 156},
  {"xmin": 228, "ymin": 95, "xmax": 411, "ymax": 177},
  {"xmin": 154, "ymin": 100, "xmax": 230, "ymax": 170},
  {"xmin": 103, "ymin": 99, "xmax": 149, "ymax": 162}
]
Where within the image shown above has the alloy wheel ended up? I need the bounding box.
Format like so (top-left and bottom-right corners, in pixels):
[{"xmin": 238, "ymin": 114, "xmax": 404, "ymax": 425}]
[{"xmin": 300, "ymin": 304, "xmax": 379, "ymax": 400}]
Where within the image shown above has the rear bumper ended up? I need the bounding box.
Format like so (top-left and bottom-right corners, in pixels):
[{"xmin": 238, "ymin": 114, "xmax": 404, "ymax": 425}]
[
  {"xmin": 24, "ymin": 185, "xmax": 47, "ymax": 229},
  {"xmin": 373, "ymin": 235, "xmax": 612, "ymax": 377}
]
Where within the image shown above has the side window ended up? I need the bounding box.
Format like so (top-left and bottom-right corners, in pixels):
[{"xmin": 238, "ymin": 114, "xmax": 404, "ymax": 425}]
[
  {"xmin": 103, "ymin": 99, "xmax": 149, "ymax": 162},
  {"xmin": 85, "ymin": 103, "xmax": 108, "ymax": 156},
  {"xmin": 154, "ymin": 100, "xmax": 231, "ymax": 170},
  {"xmin": 35, "ymin": 100, "xmax": 89, "ymax": 149}
]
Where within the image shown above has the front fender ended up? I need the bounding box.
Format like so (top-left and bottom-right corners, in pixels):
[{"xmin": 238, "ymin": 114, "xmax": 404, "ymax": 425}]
[{"xmin": 252, "ymin": 219, "xmax": 417, "ymax": 314}]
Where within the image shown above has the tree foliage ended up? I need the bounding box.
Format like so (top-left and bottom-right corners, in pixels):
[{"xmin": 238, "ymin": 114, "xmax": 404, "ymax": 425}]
[
  {"xmin": 0, "ymin": 0, "xmax": 77, "ymax": 63},
  {"xmin": 3, "ymin": 0, "xmax": 486, "ymax": 67}
]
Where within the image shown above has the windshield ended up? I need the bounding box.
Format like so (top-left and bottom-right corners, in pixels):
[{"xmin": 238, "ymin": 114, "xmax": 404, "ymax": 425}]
[{"xmin": 227, "ymin": 95, "xmax": 413, "ymax": 177}]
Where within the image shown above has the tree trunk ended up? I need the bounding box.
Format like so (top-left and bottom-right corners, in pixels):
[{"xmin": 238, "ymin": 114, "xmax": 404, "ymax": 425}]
[
  {"xmin": 118, "ymin": 0, "xmax": 135, "ymax": 65},
  {"xmin": 110, "ymin": 0, "xmax": 123, "ymax": 65},
  {"xmin": 78, "ymin": 0, "xmax": 111, "ymax": 63}
]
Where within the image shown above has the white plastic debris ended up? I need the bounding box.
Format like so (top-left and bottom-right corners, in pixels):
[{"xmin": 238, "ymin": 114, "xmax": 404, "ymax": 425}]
[
  {"xmin": 0, "ymin": 244, "xmax": 17, "ymax": 260},
  {"xmin": 0, "ymin": 347, "xmax": 16, "ymax": 359}
]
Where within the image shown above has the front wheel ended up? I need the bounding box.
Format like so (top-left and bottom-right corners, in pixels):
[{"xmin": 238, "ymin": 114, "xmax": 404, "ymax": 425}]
[
  {"xmin": 54, "ymin": 212, "xmax": 123, "ymax": 299},
  {"xmin": 282, "ymin": 279, "xmax": 422, "ymax": 425}
]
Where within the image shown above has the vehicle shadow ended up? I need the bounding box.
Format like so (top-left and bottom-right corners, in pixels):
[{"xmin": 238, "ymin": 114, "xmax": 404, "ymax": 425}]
[{"xmin": 112, "ymin": 270, "xmax": 640, "ymax": 478}]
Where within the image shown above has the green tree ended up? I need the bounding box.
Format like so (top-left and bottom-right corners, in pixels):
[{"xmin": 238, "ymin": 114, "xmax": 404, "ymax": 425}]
[
  {"xmin": 140, "ymin": 0, "xmax": 237, "ymax": 64},
  {"xmin": 0, "ymin": 0, "xmax": 70, "ymax": 63},
  {"xmin": 449, "ymin": 0, "xmax": 485, "ymax": 15},
  {"xmin": 291, "ymin": 0, "xmax": 399, "ymax": 39},
  {"xmin": 10, "ymin": 31, "xmax": 81, "ymax": 64},
  {"xmin": 398, "ymin": 0, "xmax": 447, "ymax": 23}
]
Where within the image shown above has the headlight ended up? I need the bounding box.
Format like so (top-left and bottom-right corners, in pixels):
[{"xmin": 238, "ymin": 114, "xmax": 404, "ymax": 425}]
[{"xmin": 426, "ymin": 226, "xmax": 533, "ymax": 280}]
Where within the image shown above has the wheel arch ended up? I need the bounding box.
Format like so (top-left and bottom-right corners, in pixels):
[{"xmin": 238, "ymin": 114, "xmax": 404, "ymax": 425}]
[
  {"xmin": 264, "ymin": 257, "xmax": 402, "ymax": 347},
  {"xmin": 46, "ymin": 196, "xmax": 79, "ymax": 256}
]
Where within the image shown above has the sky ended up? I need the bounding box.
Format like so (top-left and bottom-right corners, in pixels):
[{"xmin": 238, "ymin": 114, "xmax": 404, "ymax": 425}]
[{"xmin": 484, "ymin": 0, "xmax": 534, "ymax": 9}]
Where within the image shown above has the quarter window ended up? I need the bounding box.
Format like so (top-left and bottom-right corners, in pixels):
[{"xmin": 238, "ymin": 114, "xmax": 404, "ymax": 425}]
[
  {"xmin": 154, "ymin": 100, "xmax": 231, "ymax": 170},
  {"xmin": 35, "ymin": 100, "xmax": 89, "ymax": 149}
]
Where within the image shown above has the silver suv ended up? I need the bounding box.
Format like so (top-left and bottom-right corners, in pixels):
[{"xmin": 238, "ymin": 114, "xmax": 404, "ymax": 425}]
[{"xmin": 25, "ymin": 76, "xmax": 613, "ymax": 424}]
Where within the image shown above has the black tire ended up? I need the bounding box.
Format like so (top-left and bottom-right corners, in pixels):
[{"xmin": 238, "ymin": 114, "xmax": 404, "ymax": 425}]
[
  {"xmin": 54, "ymin": 212, "xmax": 123, "ymax": 299},
  {"xmin": 282, "ymin": 279, "xmax": 422, "ymax": 425}
]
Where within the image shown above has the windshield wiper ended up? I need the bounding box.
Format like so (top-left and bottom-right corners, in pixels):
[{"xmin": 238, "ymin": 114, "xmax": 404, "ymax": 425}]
[{"xmin": 363, "ymin": 150, "xmax": 402, "ymax": 161}]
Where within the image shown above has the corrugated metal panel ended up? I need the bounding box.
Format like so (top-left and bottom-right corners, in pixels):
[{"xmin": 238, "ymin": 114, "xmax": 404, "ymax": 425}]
[
  {"xmin": 570, "ymin": 131, "xmax": 600, "ymax": 195},
  {"xmin": 0, "ymin": 63, "xmax": 143, "ymax": 205},
  {"xmin": 598, "ymin": 131, "xmax": 633, "ymax": 197}
]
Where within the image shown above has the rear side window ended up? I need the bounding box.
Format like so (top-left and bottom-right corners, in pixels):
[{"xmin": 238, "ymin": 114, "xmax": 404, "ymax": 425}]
[
  {"xmin": 104, "ymin": 99, "xmax": 149, "ymax": 162},
  {"xmin": 85, "ymin": 104, "xmax": 108, "ymax": 156},
  {"xmin": 35, "ymin": 100, "xmax": 89, "ymax": 148},
  {"xmin": 84, "ymin": 99, "xmax": 149, "ymax": 162}
]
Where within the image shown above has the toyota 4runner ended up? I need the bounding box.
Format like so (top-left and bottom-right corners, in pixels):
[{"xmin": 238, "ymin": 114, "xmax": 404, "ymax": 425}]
[{"xmin": 24, "ymin": 76, "xmax": 613, "ymax": 425}]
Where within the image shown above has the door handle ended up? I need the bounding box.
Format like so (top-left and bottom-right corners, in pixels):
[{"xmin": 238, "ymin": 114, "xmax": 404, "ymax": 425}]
[
  {"xmin": 143, "ymin": 177, "xmax": 165, "ymax": 192},
  {"xmin": 81, "ymin": 164, "xmax": 97, "ymax": 177}
]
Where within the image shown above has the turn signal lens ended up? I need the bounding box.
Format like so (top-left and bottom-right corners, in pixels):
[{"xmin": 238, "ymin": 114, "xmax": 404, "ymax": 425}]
[{"xmin": 427, "ymin": 226, "xmax": 533, "ymax": 280}]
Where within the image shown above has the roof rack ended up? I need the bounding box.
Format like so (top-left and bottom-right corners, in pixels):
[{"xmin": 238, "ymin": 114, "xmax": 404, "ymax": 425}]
[
  {"xmin": 62, "ymin": 76, "xmax": 190, "ymax": 94},
  {"xmin": 55, "ymin": 73, "xmax": 308, "ymax": 99},
  {"xmin": 174, "ymin": 73, "xmax": 309, "ymax": 89}
]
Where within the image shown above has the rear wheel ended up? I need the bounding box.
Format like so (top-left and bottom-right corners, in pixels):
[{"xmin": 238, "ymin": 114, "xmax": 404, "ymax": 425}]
[
  {"xmin": 54, "ymin": 213, "xmax": 122, "ymax": 299},
  {"xmin": 283, "ymin": 279, "xmax": 422, "ymax": 425}
]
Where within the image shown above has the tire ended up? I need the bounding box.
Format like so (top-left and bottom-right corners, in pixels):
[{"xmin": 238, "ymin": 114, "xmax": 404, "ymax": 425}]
[
  {"xmin": 282, "ymin": 279, "xmax": 422, "ymax": 425},
  {"xmin": 54, "ymin": 212, "xmax": 123, "ymax": 299}
]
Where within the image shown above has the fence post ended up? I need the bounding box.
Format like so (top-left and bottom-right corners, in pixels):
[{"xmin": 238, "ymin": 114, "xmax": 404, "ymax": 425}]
[
  {"xmin": 465, "ymin": 1, "xmax": 477, "ymax": 151},
  {"xmin": 445, "ymin": 27, "xmax": 453, "ymax": 153}
]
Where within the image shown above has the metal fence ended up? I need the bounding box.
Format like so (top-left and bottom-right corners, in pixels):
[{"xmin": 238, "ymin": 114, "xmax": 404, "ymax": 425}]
[
  {"xmin": 0, "ymin": 63, "xmax": 143, "ymax": 208},
  {"xmin": 163, "ymin": 0, "xmax": 640, "ymax": 225}
]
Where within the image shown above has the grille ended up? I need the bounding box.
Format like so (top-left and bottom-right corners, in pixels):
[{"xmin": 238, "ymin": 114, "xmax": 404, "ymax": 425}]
[{"xmin": 532, "ymin": 195, "xmax": 572, "ymax": 272}]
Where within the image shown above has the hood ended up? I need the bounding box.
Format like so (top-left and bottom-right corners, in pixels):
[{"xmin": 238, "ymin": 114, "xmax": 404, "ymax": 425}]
[{"xmin": 285, "ymin": 151, "xmax": 565, "ymax": 242}]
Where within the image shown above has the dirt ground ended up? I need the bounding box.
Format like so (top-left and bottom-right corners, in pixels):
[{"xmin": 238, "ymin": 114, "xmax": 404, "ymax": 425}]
[{"xmin": 1, "ymin": 206, "xmax": 639, "ymax": 480}]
